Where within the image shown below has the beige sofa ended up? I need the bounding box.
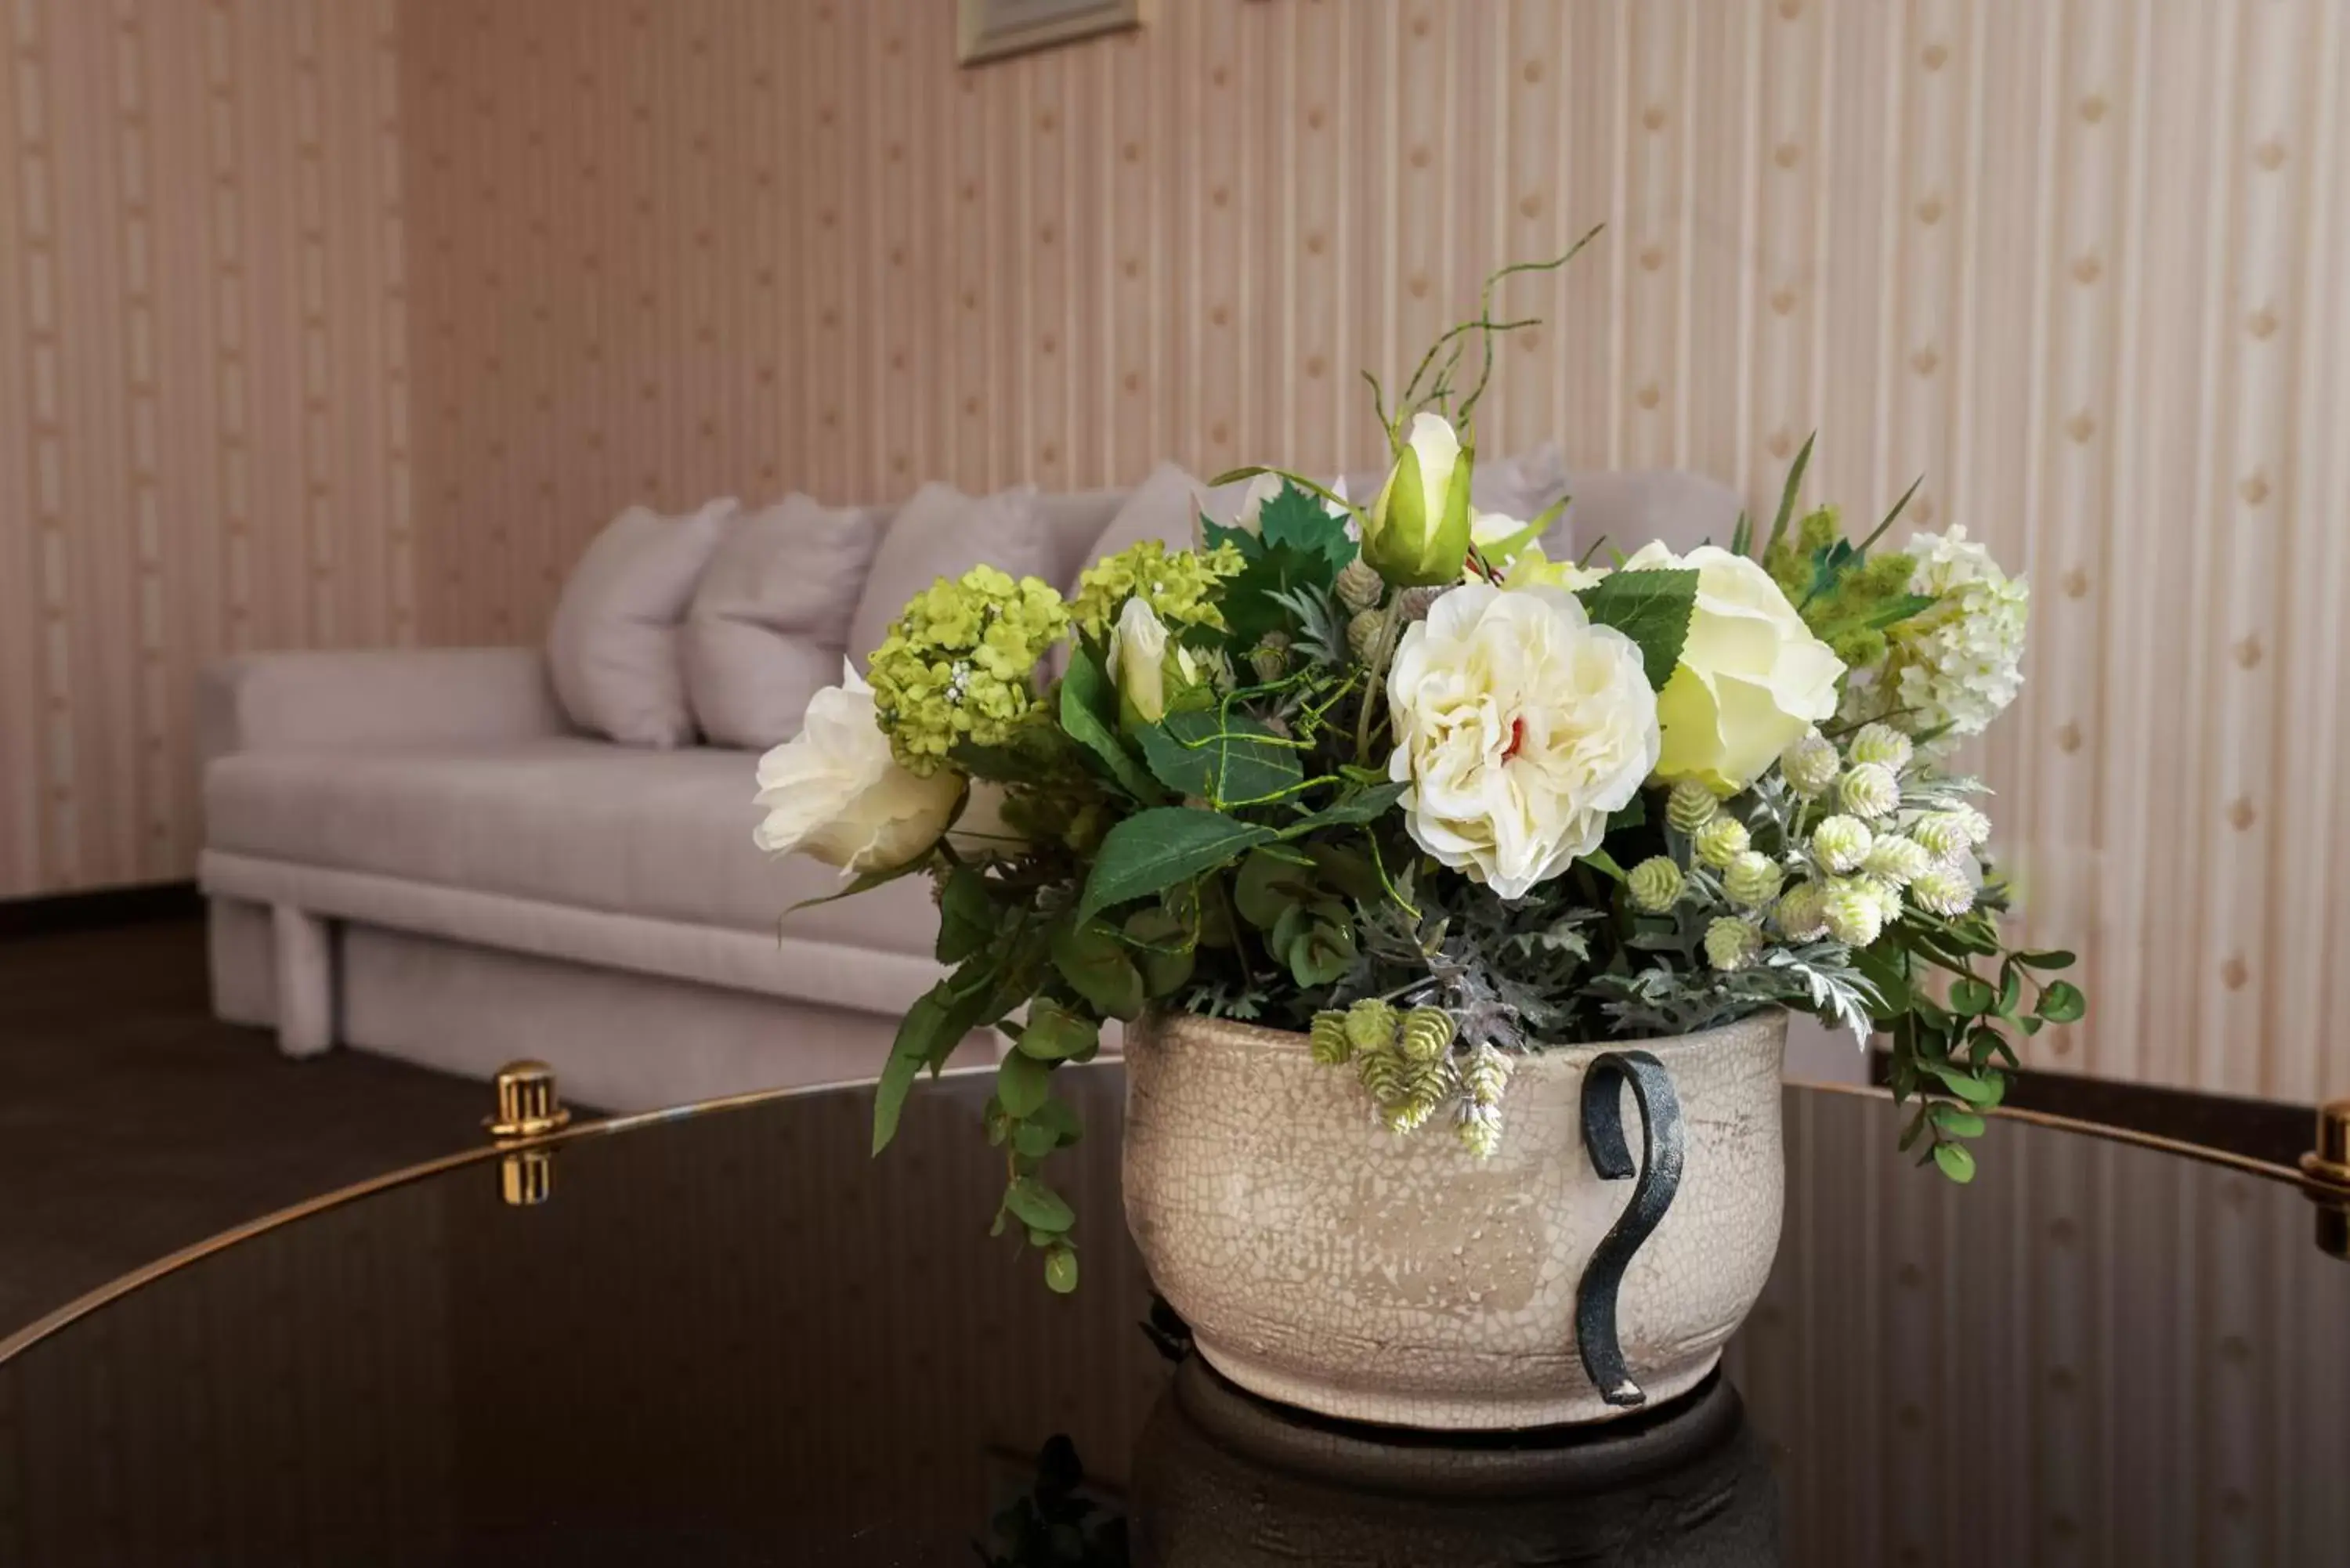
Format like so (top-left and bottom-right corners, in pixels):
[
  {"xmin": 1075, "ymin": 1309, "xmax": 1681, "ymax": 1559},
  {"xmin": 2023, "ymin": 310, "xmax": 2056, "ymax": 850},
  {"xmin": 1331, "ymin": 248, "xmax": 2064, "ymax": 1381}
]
[{"xmin": 200, "ymin": 470, "xmax": 1749, "ymax": 1111}]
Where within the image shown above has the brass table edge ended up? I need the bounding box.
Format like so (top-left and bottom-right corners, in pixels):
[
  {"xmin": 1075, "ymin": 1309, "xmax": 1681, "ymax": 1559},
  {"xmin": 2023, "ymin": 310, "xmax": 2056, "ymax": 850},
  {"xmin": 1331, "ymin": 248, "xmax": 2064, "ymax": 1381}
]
[
  {"xmin": 1784, "ymin": 1076, "xmax": 2311, "ymax": 1187},
  {"xmin": 0, "ymin": 1066, "xmax": 2316, "ymax": 1367},
  {"xmin": 0, "ymin": 1064, "xmax": 990, "ymax": 1367}
]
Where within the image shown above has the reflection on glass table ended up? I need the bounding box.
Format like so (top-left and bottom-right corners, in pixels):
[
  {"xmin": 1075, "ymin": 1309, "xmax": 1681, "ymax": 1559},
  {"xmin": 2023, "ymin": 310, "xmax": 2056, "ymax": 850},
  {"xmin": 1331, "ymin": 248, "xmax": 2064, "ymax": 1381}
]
[{"xmin": 0, "ymin": 1066, "xmax": 2342, "ymax": 1566}]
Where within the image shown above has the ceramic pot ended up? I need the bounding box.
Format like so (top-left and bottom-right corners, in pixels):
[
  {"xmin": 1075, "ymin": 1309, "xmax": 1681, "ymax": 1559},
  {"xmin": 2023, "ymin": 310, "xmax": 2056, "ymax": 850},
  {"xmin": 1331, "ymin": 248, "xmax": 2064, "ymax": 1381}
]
[{"xmin": 1121, "ymin": 1009, "xmax": 1788, "ymax": 1431}]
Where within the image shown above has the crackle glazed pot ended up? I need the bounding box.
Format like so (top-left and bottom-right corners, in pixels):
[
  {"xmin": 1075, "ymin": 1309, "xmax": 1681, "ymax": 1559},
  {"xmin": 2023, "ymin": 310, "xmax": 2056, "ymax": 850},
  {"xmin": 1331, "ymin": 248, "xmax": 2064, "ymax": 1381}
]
[{"xmin": 1121, "ymin": 1009, "xmax": 1788, "ymax": 1431}]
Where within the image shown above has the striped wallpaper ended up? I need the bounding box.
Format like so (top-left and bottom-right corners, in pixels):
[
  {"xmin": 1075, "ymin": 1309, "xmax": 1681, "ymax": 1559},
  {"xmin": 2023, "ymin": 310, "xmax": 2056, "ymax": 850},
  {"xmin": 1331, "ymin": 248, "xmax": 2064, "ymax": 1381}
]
[
  {"xmin": 401, "ymin": 0, "xmax": 2349, "ymax": 1102},
  {"xmin": 0, "ymin": 0, "xmax": 412, "ymax": 900},
  {"xmin": 0, "ymin": 2, "xmax": 2338, "ymax": 1106}
]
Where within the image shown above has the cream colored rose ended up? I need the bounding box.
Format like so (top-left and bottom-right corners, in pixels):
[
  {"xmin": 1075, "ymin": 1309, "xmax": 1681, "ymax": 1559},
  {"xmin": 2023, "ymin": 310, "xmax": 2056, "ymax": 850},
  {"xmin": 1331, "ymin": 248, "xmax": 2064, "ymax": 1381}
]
[
  {"xmin": 1386, "ymin": 584, "xmax": 1659, "ymax": 899},
  {"xmin": 1620, "ymin": 542, "xmax": 1844, "ymax": 792},
  {"xmin": 753, "ymin": 665, "xmax": 961, "ymax": 875}
]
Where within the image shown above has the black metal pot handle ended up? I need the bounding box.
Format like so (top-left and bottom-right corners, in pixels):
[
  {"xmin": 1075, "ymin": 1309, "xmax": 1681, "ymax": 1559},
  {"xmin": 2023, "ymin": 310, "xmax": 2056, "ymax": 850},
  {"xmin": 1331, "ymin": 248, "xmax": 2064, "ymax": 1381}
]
[{"xmin": 1574, "ymin": 1049, "xmax": 1686, "ymax": 1408}]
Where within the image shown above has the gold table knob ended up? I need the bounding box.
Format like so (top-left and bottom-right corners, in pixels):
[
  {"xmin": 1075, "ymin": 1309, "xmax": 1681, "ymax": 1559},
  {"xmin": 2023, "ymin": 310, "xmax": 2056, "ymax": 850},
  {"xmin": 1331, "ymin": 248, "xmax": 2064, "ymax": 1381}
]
[
  {"xmin": 2302, "ymin": 1099, "xmax": 2350, "ymax": 1191},
  {"xmin": 2303, "ymin": 1100, "xmax": 2350, "ymax": 1263},
  {"xmin": 486, "ymin": 1060, "xmax": 573, "ymax": 1141},
  {"xmin": 486, "ymin": 1060, "xmax": 570, "ymax": 1209}
]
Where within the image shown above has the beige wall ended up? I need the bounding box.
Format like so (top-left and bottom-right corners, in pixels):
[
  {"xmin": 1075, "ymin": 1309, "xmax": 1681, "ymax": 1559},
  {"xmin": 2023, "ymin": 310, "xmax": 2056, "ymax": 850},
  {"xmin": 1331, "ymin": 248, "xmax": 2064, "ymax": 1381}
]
[
  {"xmin": 403, "ymin": 0, "xmax": 2349, "ymax": 1100},
  {"xmin": 0, "ymin": 0, "xmax": 412, "ymax": 899},
  {"xmin": 0, "ymin": 1, "xmax": 2339, "ymax": 1102}
]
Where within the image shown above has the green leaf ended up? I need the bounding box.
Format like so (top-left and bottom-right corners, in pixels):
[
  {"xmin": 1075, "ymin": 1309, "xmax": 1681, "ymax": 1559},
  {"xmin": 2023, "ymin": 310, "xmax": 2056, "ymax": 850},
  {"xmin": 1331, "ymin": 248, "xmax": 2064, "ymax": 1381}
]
[
  {"xmin": 1929, "ymin": 1104, "xmax": 1988, "ymax": 1139},
  {"xmin": 1995, "ymin": 963, "xmax": 2022, "ymax": 1013},
  {"xmin": 1947, "ymin": 977, "xmax": 1996, "ymax": 1017},
  {"xmin": 1578, "ymin": 569, "xmax": 1699, "ymax": 689},
  {"xmin": 1043, "ymin": 1246, "xmax": 1080, "ymax": 1293},
  {"xmin": 1123, "ymin": 907, "xmax": 1197, "ymax": 996},
  {"xmin": 1856, "ymin": 591, "xmax": 1940, "ymax": 630},
  {"xmin": 1256, "ymin": 480, "xmax": 1355, "ymax": 573},
  {"xmin": 2018, "ymin": 948, "xmax": 2077, "ymax": 971},
  {"xmin": 787, "ymin": 855, "xmax": 927, "ymax": 915},
  {"xmin": 2036, "ymin": 980, "xmax": 2087, "ymax": 1023},
  {"xmin": 873, "ymin": 966, "xmax": 991, "ymax": 1154},
  {"xmin": 1278, "ymin": 781, "xmax": 1408, "ymax": 836},
  {"xmin": 1138, "ymin": 709, "xmax": 1303, "ymax": 808},
  {"xmin": 1925, "ymin": 1062, "xmax": 1999, "ymax": 1104},
  {"xmin": 1050, "ymin": 919, "xmax": 1145, "ymax": 1021},
  {"xmin": 1859, "ymin": 470, "xmax": 1925, "ymax": 553},
  {"xmin": 1579, "ymin": 847, "xmax": 1629, "ymax": 883},
  {"xmin": 1607, "ymin": 792, "xmax": 1648, "ymax": 833},
  {"xmin": 935, "ymin": 865, "xmax": 992, "ymax": 964},
  {"xmin": 1004, "ymin": 1176, "xmax": 1074, "ymax": 1233},
  {"xmin": 1763, "ymin": 432, "xmax": 1816, "ymax": 559},
  {"xmin": 1219, "ymin": 540, "xmax": 1347, "ymax": 648},
  {"xmin": 1932, "ymin": 1142, "xmax": 1978, "ymax": 1183},
  {"xmin": 1854, "ymin": 943, "xmax": 1915, "ymax": 1018},
  {"xmin": 1234, "ymin": 847, "xmax": 1313, "ymax": 929},
  {"xmin": 1029, "ymin": 1094, "xmax": 1083, "ymax": 1149},
  {"xmin": 1897, "ymin": 1105, "xmax": 1929, "ymax": 1153},
  {"xmin": 1016, "ymin": 998, "xmax": 1101, "ymax": 1061},
  {"xmin": 1077, "ymin": 807, "xmax": 1276, "ymax": 922},
  {"xmin": 1729, "ymin": 508, "xmax": 1754, "ymax": 559},
  {"xmin": 997, "ymin": 1049, "xmax": 1051, "ymax": 1118},
  {"xmin": 1059, "ymin": 647, "xmax": 1162, "ymax": 802}
]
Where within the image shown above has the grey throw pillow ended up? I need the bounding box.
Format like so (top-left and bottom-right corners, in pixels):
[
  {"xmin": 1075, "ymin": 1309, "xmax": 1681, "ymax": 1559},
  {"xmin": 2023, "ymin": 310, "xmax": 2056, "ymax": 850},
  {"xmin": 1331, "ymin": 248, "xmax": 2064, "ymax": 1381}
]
[
  {"xmin": 546, "ymin": 498, "xmax": 735, "ymax": 746},
  {"xmin": 682, "ymin": 494, "xmax": 884, "ymax": 750}
]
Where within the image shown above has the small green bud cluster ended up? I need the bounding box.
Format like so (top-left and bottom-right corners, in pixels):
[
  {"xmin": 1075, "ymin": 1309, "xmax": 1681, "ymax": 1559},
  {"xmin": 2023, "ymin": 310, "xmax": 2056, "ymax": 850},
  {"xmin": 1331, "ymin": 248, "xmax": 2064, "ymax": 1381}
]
[
  {"xmin": 1454, "ymin": 1042, "xmax": 1514, "ymax": 1159},
  {"xmin": 1628, "ymin": 855, "xmax": 1685, "ymax": 914},
  {"xmin": 1723, "ymin": 851, "xmax": 1783, "ymax": 909},
  {"xmin": 1705, "ymin": 916, "xmax": 1763, "ymax": 972},
  {"xmin": 1838, "ymin": 761, "xmax": 1900, "ymax": 819},
  {"xmin": 1666, "ymin": 779, "xmax": 1721, "ymax": 835},
  {"xmin": 1248, "ymin": 631, "xmax": 1292, "ymax": 685},
  {"xmin": 1333, "ymin": 558, "xmax": 1386, "ymax": 616},
  {"xmin": 1347, "ymin": 1003, "xmax": 1459, "ymax": 1135},
  {"xmin": 1779, "ymin": 728, "xmax": 1841, "ymax": 797},
  {"xmin": 1693, "ymin": 815, "xmax": 1749, "ymax": 869}
]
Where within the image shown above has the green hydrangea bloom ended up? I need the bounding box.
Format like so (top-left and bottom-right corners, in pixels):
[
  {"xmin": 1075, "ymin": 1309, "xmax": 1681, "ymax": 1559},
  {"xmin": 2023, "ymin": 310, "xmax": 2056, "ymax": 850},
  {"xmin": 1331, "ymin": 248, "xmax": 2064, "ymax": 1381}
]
[
  {"xmin": 866, "ymin": 565, "xmax": 1069, "ymax": 775},
  {"xmin": 1068, "ymin": 540, "xmax": 1243, "ymax": 643}
]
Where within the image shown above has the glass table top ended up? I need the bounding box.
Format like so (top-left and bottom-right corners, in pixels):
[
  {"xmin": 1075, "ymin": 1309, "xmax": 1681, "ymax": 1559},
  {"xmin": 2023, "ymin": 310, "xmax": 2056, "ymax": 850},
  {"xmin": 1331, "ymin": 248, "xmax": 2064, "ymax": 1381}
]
[{"xmin": 1, "ymin": 1067, "xmax": 2342, "ymax": 1566}]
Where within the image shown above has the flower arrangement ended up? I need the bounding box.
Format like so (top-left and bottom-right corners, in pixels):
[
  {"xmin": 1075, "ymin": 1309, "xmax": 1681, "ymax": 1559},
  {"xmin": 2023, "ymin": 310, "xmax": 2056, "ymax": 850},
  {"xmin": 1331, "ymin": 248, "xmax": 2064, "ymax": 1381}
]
[{"xmin": 755, "ymin": 244, "xmax": 2083, "ymax": 1293}]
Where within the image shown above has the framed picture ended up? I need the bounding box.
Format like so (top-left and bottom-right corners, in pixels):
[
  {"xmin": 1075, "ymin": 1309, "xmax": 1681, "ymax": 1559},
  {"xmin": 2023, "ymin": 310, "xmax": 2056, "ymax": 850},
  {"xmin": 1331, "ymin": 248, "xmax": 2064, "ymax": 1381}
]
[{"xmin": 958, "ymin": 0, "xmax": 1148, "ymax": 66}]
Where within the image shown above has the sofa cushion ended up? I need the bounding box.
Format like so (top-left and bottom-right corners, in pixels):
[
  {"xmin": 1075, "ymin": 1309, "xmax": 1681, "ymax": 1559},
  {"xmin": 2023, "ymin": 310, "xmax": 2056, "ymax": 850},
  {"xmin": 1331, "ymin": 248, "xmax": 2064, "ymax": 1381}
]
[
  {"xmin": 1032, "ymin": 488, "xmax": 1127, "ymax": 587},
  {"xmin": 845, "ymin": 482, "xmax": 1056, "ymax": 667},
  {"xmin": 682, "ymin": 495, "xmax": 881, "ymax": 749},
  {"xmin": 204, "ymin": 739, "xmax": 938, "ymax": 957},
  {"xmin": 548, "ymin": 499, "xmax": 736, "ymax": 746}
]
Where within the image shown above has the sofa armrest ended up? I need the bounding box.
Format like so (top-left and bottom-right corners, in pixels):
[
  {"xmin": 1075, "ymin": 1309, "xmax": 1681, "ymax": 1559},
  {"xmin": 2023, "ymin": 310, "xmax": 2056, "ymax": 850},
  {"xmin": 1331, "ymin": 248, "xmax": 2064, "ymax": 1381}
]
[{"xmin": 198, "ymin": 646, "xmax": 570, "ymax": 767}]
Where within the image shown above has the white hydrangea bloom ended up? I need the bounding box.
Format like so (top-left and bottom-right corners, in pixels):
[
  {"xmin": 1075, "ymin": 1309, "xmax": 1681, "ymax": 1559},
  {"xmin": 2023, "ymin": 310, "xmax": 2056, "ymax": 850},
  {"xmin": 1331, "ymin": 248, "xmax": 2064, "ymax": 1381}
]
[{"xmin": 1846, "ymin": 526, "xmax": 2029, "ymax": 745}]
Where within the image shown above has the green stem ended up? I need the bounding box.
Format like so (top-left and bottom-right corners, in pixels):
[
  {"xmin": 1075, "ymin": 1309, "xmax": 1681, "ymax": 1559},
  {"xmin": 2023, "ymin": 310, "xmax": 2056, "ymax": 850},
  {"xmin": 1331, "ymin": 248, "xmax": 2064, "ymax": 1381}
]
[{"xmin": 1353, "ymin": 597, "xmax": 1408, "ymax": 761}]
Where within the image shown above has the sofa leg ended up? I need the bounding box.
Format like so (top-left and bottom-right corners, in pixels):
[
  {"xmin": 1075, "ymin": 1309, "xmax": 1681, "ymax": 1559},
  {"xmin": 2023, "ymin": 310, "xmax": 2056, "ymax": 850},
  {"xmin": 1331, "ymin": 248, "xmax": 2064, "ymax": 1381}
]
[{"xmin": 271, "ymin": 903, "xmax": 334, "ymax": 1058}]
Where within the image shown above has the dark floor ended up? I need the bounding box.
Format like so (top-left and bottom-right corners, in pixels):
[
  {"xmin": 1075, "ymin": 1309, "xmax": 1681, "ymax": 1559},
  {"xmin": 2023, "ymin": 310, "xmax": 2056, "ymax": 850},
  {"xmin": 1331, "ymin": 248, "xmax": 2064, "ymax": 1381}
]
[{"xmin": 0, "ymin": 916, "xmax": 493, "ymax": 1335}]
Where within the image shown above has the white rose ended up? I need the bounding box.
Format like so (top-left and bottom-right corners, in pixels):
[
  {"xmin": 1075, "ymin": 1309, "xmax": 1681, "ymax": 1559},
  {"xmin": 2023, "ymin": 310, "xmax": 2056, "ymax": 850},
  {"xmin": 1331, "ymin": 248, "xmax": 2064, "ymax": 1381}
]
[
  {"xmin": 1386, "ymin": 584, "xmax": 1659, "ymax": 899},
  {"xmin": 1620, "ymin": 542, "xmax": 1844, "ymax": 793},
  {"xmin": 753, "ymin": 665, "xmax": 961, "ymax": 876},
  {"xmin": 1105, "ymin": 595, "xmax": 1171, "ymax": 724}
]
